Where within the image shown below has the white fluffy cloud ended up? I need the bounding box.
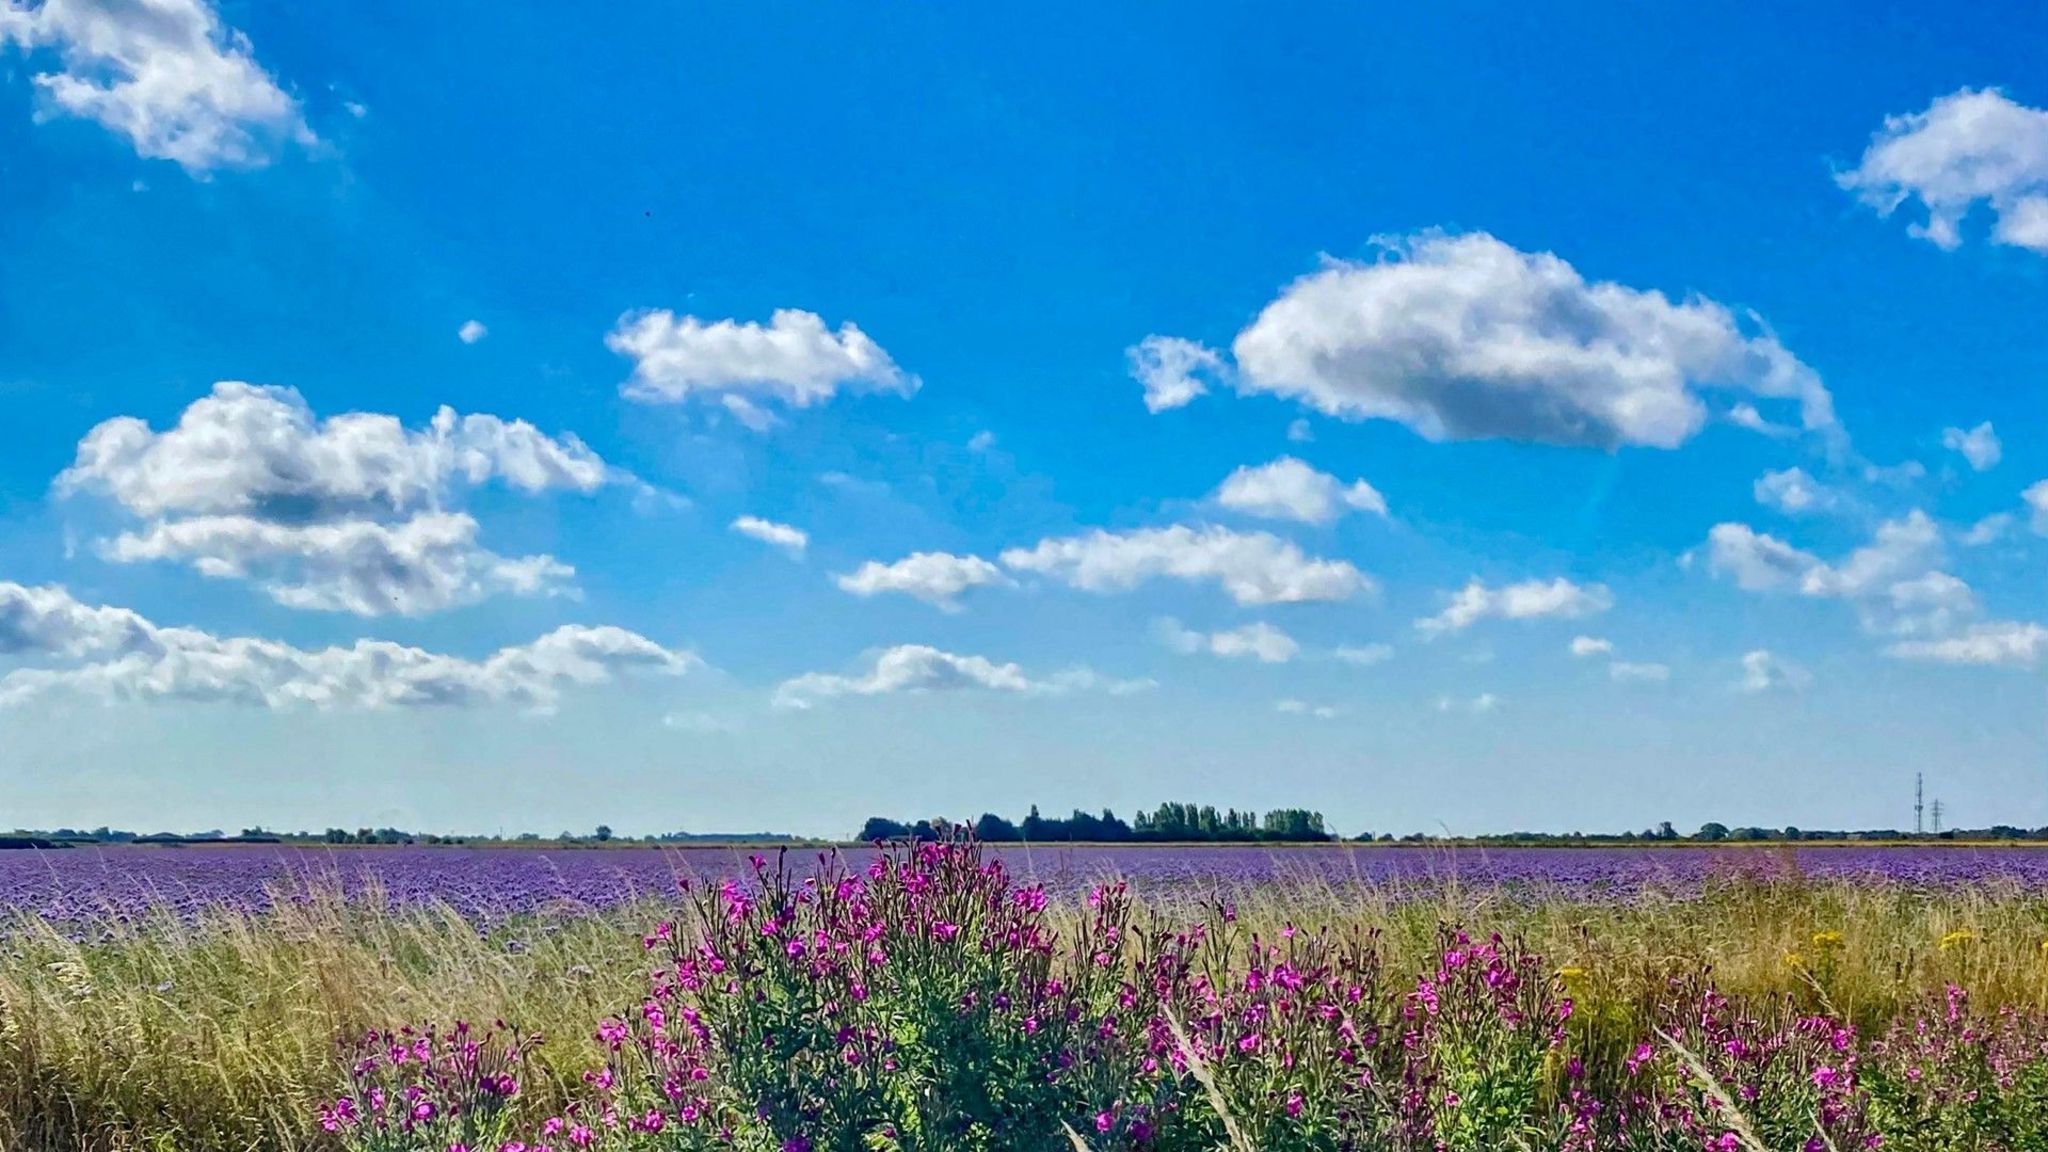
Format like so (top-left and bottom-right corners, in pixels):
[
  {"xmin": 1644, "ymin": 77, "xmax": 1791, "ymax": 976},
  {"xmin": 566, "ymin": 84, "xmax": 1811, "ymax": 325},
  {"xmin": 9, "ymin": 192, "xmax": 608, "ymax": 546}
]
[
  {"xmin": 719, "ymin": 395, "xmax": 779, "ymax": 433},
  {"xmin": 773, "ymin": 644, "xmax": 1148, "ymax": 709},
  {"xmin": 1880, "ymin": 572, "xmax": 1980, "ymax": 640},
  {"xmin": 103, "ymin": 512, "xmax": 573, "ymax": 616},
  {"xmin": 1220, "ymin": 232, "xmax": 1835, "ymax": 449},
  {"xmin": 1608, "ymin": 661, "xmax": 1670, "ymax": 683},
  {"xmin": 1753, "ymin": 467, "xmax": 1844, "ymax": 516},
  {"xmin": 1862, "ymin": 460, "xmax": 1930, "ymax": 490},
  {"xmin": 1435, "ymin": 692, "xmax": 1499, "ymax": 714},
  {"xmin": 1152, "ymin": 618, "xmax": 1299, "ymax": 663},
  {"xmin": 2023, "ymin": 481, "xmax": 2048, "ymax": 532},
  {"xmin": 61, "ymin": 382, "xmax": 608, "ymax": 520},
  {"xmin": 1275, "ymin": 699, "xmax": 1341, "ymax": 719},
  {"xmin": 1705, "ymin": 512, "xmax": 1941, "ymax": 601},
  {"xmin": 0, "ymin": 0, "xmax": 312, "ymax": 171},
  {"xmin": 1333, "ymin": 643, "xmax": 1394, "ymax": 666},
  {"xmin": 1213, "ymin": 457, "xmax": 1387, "ymax": 524},
  {"xmin": 1962, "ymin": 513, "xmax": 2013, "ymax": 547},
  {"xmin": 835, "ymin": 551, "xmax": 1007, "ymax": 610},
  {"xmin": 1726, "ymin": 403, "xmax": 1798, "ymax": 439},
  {"xmin": 1417, "ymin": 578, "xmax": 1612, "ymax": 636},
  {"xmin": 0, "ymin": 582, "xmax": 692, "ymax": 711},
  {"xmin": 1706, "ymin": 512, "xmax": 2003, "ymax": 649},
  {"xmin": 59, "ymin": 383, "xmax": 610, "ymax": 617},
  {"xmin": 1887, "ymin": 621, "xmax": 2048, "ymax": 668},
  {"xmin": 1738, "ymin": 649, "xmax": 1811, "ymax": 693},
  {"xmin": 1568, "ymin": 634, "xmax": 1670, "ymax": 681},
  {"xmin": 1942, "ymin": 422, "xmax": 2002, "ymax": 471},
  {"xmin": 1839, "ymin": 88, "xmax": 2048, "ymax": 254},
  {"xmin": 1128, "ymin": 335, "xmax": 1226, "ymax": 413},
  {"xmin": 609, "ymin": 308, "xmax": 913, "ymax": 413},
  {"xmin": 458, "ymin": 320, "xmax": 488, "ymax": 345},
  {"xmin": 730, "ymin": 516, "xmax": 808, "ymax": 558},
  {"xmin": 1703, "ymin": 523, "xmax": 1822, "ymax": 593},
  {"xmin": 662, "ymin": 711, "xmax": 738, "ymax": 734},
  {"xmin": 1000, "ymin": 525, "xmax": 1370, "ymax": 606},
  {"xmin": 0, "ymin": 581, "xmax": 155, "ymax": 658}
]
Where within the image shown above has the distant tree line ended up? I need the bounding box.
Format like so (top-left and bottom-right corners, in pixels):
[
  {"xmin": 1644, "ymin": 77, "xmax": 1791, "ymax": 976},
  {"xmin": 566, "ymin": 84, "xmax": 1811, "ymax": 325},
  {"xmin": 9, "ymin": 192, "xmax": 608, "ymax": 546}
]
[
  {"xmin": 857, "ymin": 802, "xmax": 1334, "ymax": 844},
  {"xmin": 16, "ymin": 816, "xmax": 2048, "ymax": 849},
  {"xmin": 309, "ymin": 825, "xmax": 802, "ymax": 845},
  {"xmin": 1467, "ymin": 821, "xmax": 2048, "ymax": 845},
  {"xmin": 6, "ymin": 825, "xmax": 800, "ymax": 847},
  {"xmin": 320, "ymin": 828, "xmax": 466, "ymax": 845}
]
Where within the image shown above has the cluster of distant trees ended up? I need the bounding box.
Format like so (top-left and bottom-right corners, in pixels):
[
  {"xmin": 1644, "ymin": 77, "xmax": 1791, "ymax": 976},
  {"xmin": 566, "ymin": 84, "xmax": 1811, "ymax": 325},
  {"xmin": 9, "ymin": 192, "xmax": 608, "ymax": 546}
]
[
  {"xmin": 1471, "ymin": 821, "xmax": 2048, "ymax": 844},
  {"xmin": 320, "ymin": 828, "xmax": 468, "ymax": 845},
  {"xmin": 858, "ymin": 802, "xmax": 1334, "ymax": 844},
  {"xmin": 855, "ymin": 811, "xmax": 2048, "ymax": 847},
  {"xmin": 33, "ymin": 826, "xmax": 151, "ymax": 843},
  {"xmin": 11, "ymin": 825, "xmax": 803, "ymax": 847},
  {"xmin": 23, "ymin": 826, "xmax": 266, "ymax": 844},
  {"xmin": 310, "ymin": 825, "xmax": 801, "ymax": 845}
]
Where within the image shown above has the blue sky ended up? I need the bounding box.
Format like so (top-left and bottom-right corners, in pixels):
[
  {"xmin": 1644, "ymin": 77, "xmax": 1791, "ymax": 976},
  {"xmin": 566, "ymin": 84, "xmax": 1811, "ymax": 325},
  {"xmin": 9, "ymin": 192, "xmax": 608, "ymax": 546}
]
[{"xmin": 2, "ymin": 0, "xmax": 2047, "ymax": 838}]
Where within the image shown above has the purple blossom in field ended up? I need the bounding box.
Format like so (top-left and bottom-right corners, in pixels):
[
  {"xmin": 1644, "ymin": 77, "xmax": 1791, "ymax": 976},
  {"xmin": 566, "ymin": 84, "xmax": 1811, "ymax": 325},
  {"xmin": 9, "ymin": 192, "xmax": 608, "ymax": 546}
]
[{"xmin": 324, "ymin": 1022, "xmax": 534, "ymax": 1151}]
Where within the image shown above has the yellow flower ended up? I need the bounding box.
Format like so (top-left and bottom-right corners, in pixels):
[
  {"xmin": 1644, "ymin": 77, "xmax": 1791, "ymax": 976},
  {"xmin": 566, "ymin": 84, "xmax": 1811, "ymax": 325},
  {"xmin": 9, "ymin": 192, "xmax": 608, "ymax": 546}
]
[
  {"xmin": 1939, "ymin": 929, "xmax": 1977, "ymax": 953},
  {"xmin": 1812, "ymin": 930, "xmax": 1844, "ymax": 950},
  {"xmin": 1785, "ymin": 950, "xmax": 1806, "ymax": 969},
  {"xmin": 2038, "ymin": 939, "xmax": 2048, "ymax": 955},
  {"xmin": 1556, "ymin": 965, "xmax": 1588, "ymax": 985}
]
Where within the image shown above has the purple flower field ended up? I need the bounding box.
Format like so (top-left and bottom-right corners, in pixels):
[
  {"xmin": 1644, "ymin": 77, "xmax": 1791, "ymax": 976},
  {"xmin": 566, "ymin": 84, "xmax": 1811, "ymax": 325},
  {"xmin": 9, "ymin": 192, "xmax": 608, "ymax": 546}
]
[{"xmin": 8, "ymin": 842, "xmax": 2048, "ymax": 925}]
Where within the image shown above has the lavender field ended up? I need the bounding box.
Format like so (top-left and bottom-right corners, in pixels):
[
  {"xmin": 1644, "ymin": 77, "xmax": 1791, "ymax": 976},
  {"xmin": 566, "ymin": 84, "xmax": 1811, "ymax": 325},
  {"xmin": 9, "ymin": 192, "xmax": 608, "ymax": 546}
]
[{"xmin": 9, "ymin": 841, "xmax": 2048, "ymax": 926}]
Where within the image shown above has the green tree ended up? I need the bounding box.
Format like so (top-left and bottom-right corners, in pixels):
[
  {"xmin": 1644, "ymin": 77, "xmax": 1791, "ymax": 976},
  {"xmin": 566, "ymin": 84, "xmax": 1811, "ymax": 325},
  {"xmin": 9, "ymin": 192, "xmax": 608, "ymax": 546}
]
[
  {"xmin": 972, "ymin": 812, "xmax": 1018, "ymax": 841},
  {"xmin": 858, "ymin": 817, "xmax": 911, "ymax": 841}
]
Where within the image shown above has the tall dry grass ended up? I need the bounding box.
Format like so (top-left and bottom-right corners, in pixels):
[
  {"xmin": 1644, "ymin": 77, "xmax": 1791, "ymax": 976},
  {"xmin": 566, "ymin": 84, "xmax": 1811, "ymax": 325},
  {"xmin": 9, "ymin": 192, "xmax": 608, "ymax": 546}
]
[
  {"xmin": 2, "ymin": 868, "xmax": 2046, "ymax": 1150},
  {"xmin": 0, "ymin": 887, "xmax": 643, "ymax": 1151},
  {"xmin": 1206, "ymin": 868, "xmax": 2048, "ymax": 1031}
]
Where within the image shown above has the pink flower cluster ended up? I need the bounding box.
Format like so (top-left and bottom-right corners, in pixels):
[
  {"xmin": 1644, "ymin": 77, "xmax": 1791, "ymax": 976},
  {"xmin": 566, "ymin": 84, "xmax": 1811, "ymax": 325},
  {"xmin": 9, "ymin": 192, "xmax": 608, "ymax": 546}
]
[{"xmin": 321, "ymin": 1021, "xmax": 535, "ymax": 1151}]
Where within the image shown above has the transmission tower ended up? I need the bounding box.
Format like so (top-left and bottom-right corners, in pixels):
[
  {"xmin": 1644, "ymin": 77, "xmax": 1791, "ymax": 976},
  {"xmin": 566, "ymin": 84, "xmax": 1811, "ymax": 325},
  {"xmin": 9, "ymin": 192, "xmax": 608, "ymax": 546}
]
[
  {"xmin": 1931, "ymin": 798, "xmax": 1945, "ymax": 836},
  {"xmin": 1915, "ymin": 773, "xmax": 1925, "ymax": 836}
]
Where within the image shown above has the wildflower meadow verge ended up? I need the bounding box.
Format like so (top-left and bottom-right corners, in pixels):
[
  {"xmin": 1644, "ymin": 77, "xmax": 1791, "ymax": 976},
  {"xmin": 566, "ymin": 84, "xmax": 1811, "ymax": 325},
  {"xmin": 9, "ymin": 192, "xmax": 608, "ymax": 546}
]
[{"xmin": 8, "ymin": 841, "xmax": 2048, "ymax": 1149}]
